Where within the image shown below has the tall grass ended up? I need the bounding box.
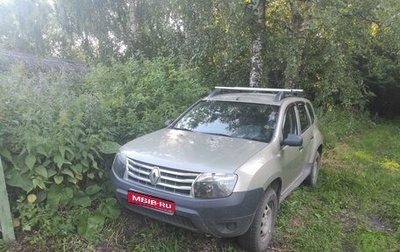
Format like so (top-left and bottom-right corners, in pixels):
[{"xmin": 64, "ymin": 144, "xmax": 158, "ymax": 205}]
[{"xmin": 317, "ymin": 109, "xmax": 374, "ymax": 148}]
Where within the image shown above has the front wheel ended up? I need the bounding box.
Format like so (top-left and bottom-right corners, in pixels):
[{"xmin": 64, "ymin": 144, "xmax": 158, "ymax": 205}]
[{"xmin": 238, "ymin": 187, "xmax": 278, "ymax": 252}]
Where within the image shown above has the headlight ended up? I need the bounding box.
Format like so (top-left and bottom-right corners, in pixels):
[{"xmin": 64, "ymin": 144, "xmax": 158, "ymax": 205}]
[
  {"xmin": 192, "ymin": 173, "xmax": 237, "ymax": 198},
  {"xmin": 112, "ymin": 152, "xmax": 127, "ymax": 178}
]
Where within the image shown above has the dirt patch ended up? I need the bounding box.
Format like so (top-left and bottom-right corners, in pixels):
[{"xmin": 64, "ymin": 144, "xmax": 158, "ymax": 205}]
[
  {"xmin": 337, "ymin": 210, "xmax": 396, "ymax": 252},
  {"xmin": 338, "ymin": 209, "xmax": 359, "ymax": 252},
  {"xmin": 268, "ymin": 240, "xmax": 293, "ymax": 252},
  {"xmin": 338, "ymin": 209, "xmax": 358, "ymax": 233},
  {"xmin": 287, "ymin": 216, "xmax": 304, "ymax": 229},
  {"xmin": 115, "ymin": 208, "xmax": 242, "ymax": 251},
  {"xmin": 366, "ymin": 214, "xmax": 395, "ymax": 233}
]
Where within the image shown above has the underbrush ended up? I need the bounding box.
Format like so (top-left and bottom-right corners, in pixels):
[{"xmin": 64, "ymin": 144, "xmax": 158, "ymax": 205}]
[
  {"xmin": 0, "ymin": 57, "xmax": 205, "ymax": 249},
  {"xmin": 317, "ymin": 109, "xmax": 375, "ymax": 148}
]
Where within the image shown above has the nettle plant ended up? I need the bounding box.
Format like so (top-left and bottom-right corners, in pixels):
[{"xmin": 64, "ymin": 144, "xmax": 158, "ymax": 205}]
[
  {"xmin": 0, "ymin": 58, "xmax": 205, "ymax": 241},
  {"xmin": 0, "ymin": 68, "xmax": 120, "ymax": 240}
]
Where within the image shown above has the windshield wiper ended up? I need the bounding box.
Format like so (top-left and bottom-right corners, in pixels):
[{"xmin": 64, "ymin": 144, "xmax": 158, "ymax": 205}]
[
  {"xmin": 173, "ymin": 127, "xmax": 193, "ymax": 132},
  {"xmin": 206, "ymin": 132, "xmax": 231, "ymax": 137},
  {"xmin": 241, "ymin": 136, "xmax": 267, "ymax": 143}
]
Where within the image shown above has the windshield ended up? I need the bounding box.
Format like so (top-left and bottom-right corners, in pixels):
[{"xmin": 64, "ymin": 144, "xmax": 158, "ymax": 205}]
[{"xmin": 173, "ymin": 100, "xmax": 279, "ymax": 143}]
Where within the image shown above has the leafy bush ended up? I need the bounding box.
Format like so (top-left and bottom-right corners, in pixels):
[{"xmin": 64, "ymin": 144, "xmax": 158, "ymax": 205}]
[
  {"xmin": 83, "ymin": 57, "xmax": 208, "ymax": 143},
  {"xmin": 0, "ymin": 66, "xmax": 120, "ymax": 241},
  {"xmin": 0, "ymin": 57, "xmax": 206, "ymax": 242}
]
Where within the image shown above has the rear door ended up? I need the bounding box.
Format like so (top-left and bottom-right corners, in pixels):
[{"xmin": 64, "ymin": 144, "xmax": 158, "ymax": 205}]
[{"xmin": 297, "ymin": 102, "xmax": 313, "ymax": 170}]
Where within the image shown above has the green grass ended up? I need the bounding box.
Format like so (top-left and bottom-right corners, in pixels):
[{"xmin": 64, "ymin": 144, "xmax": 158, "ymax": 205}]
[
  {"xmin": 2, "ymin": 119, "xmax": 400, "ymax": 251},
  {"xmin": 273, "ymin": 119, "xmax": 400, "ymax": 251}
]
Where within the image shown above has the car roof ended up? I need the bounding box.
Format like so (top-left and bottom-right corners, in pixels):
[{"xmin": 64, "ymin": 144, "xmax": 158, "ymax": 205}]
[
  {"xmin": 205, "ymin": 92, "xmax": 308, "ymax": 106},
  {"xmin": 206, "ymin": 92, "xmax": 279, "ymax": 105},
  {"xmin": 204, "ymin": 86, "xmax": 308, "ymax": 106}
]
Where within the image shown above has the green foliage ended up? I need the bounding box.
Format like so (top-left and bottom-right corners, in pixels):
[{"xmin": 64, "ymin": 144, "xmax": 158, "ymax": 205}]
[
  {"xmin": 15, "ymin": 203, "xmax": 74, "ymax": 234},
  {"xmin": 355, "ymin": 228, "xmax": 399, "ymax": 252},
  {"xmin": 12, "ymin": 197, "xmax": 120, "ymax": 247},
  {"xmin": 2, "ymin": 0, "xmax": 400, "ymax": 113},
  {"xmin": 76, "ymin": 209, "xmax": 105, "ymax": 242},
  {"xmin": 0, "ymin": 57, "xmax": 204, "ymax": 244},
  {"xmin": 52, "ymin": 0, "xmax": 130, "ymax": 62},
  {"xmin": 83, "ymin": 57, "xmax": 207, "ymax": 142},
  {"xmin": 0, "ymin": 66, "xmax": 120, "ymax": 241},
  {"xmin": 318, "ymin": 109, "xmax": 374, "ymax": 148},
  {"xmin": 0, "ymin": 67, "xmax": 115, "ymax": 198},
  {"xmin": 0, "ymin": 0, "xmax": 53, "ymax": 56}
]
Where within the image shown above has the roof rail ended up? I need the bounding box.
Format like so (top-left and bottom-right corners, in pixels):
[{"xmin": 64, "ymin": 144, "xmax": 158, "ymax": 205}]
[{"xmin": 210, "ymin": 86, "xmax": 304, "ymax": 102}]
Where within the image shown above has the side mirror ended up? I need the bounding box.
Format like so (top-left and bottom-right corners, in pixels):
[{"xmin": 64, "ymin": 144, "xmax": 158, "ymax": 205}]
[
  {"xmin": 164, "ymin": 119, "xmax": 174, "ymax": 128},
  {"xmin": 282, "ymin": 134, "xmax": 303, "ymax": 147}
]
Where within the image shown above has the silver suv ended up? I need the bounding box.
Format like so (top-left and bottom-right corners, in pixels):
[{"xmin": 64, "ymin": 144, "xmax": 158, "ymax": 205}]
[{"xmin": 111, "ymin": 87, "xmax": 323, "ymax": 252}]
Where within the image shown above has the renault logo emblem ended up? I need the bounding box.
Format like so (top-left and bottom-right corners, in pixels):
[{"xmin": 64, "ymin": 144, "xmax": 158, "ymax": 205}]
[{"xmin": 149, "ymin": 167, "xmax": 161, "ymax": 185}]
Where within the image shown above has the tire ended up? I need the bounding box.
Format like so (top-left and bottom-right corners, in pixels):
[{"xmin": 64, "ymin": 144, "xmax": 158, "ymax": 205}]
[
  {"xmin": 238, "ymin": 187, "xmax": 278, "ymax": 252},
  {"xmin": 304, "ymin": 151, "xmax": 321, "ymax": 186}
]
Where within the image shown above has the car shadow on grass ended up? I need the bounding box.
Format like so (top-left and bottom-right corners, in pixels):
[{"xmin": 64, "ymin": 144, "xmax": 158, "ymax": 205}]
[
  {"xmin": 104, "ymin": 207, "xmax": 288, "ymax": 252},
  {"xmin": 104, "ymin": 208, "xmax": 243, "ymax": 251}
]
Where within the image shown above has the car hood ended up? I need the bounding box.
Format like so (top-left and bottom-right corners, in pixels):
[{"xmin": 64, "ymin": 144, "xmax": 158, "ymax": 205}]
[{"xmin": 120, "ymin": 129, "xmax": 268, "ymax": 173}]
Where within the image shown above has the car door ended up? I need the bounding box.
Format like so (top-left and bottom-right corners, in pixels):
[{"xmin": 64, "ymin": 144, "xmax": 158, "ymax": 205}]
[
  {"xmin": 297, "ymin": 102, "xmax": 313, "ymax": 170},
  {"xmin": 279, "ymin": 104, "xmax": 304, "ymax": 193}
]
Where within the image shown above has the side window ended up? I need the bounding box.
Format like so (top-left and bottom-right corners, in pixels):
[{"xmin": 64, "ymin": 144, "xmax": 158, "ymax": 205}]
[
  {"xmin": 282, "ymin": 105, "xmax": 298, "ymax": 139},
  {"xmin": 306, "ymin": 103, "xmax": 315, "ymax": 124},
  {"xmin": 297, "ymin": 103, "xmax": 311, "ymax": 133}
]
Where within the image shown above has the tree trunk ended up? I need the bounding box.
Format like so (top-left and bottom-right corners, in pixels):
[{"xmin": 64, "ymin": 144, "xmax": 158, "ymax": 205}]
[
  {"xmin": 284, "ymin": 0, "xmax": 310, "ymax": 89},
  {"xmin": 128, "ymin": 0, "xmax": 139, "ymax": 56},
  {"xmin": 249, "ymin": 0, "xmax": 266, "ymax": 88}
]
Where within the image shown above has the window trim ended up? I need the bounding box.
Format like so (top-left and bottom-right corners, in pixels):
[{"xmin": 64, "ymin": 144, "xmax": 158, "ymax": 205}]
[
  {"xmin": 282, "ymin": 104, "xmax": 299, "ymax": 140},
  {"xmin": 305, "ymin": 102, "xmax": 315, "ymax": 124},
  {"xmin": 296, "ymin": 102, "xmax": 311, "ymax": 133}
]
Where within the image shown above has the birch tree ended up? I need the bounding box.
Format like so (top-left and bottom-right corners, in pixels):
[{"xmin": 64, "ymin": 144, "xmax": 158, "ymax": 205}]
[
  {"xmin": 128, "ymin": 0, "xmax": 139, "ymax": 56},
  {"xmin": 248, "ymin": 0, "xmax": 267, "ymax": 87}
]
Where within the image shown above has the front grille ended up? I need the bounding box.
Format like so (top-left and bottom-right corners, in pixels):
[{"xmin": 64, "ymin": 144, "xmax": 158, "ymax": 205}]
[{"xmin": 125, "ymin": 158, "xmax": 200, "ymax": 196}]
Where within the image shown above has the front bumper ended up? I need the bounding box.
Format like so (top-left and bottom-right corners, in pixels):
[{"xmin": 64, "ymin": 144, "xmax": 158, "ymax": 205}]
[{"xmin": 111, "ymin": 169, "xmax": 263, "ymax": 237}]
